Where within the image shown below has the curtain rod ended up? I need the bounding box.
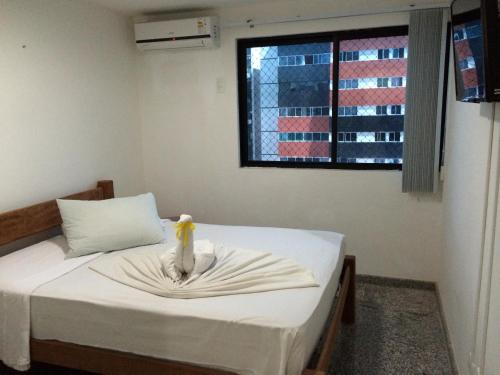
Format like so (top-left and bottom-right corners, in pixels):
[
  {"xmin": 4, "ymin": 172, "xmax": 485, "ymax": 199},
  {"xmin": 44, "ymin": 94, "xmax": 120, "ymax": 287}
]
[{"xmin": 222, "ymin": 4, "xmax": 450, "ymax": 28}]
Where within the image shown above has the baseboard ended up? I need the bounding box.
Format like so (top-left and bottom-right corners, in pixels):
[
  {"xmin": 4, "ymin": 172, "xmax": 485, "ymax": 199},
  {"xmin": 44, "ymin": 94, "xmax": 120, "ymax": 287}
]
[{"xmin": 435, "ymin": 284, "xmax": 460, "ymax": 375}]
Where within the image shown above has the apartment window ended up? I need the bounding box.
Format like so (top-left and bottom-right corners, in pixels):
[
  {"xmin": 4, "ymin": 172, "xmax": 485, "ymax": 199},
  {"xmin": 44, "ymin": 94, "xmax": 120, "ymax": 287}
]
[
  {"xmin": 279, "ymin": 53, "xmax": 332, "ymax": 66},
  {"xmin": 279, "ymin": 106, "xmax": 330, "ymax": 117},
  {"xmin": 391, "ymin": 105, "xmax": 402, "ymax": 115},
  {"xmin": 388, "ymin": 132, "xmax": 401, "ymax": 142},
  {"xmin": 238, "ymin": 26, "xmax": 408, "ymax": 169},
  {"xmin": 391, "ymin": 77, "xmax": 404, "ymax": 87},
  {"xmin": 339, "ymin": 79, "xmax": 359, "ymax": 89},
  {"xmin": 279, "ymin": 132, "xmax": 330, "ymax": 142},
  {"xmin": 378, "ymin": 47, "xmax": 405, "ymax": 60},
  {"xmin": 378, "ymin": 48, "xmax": 390, "ymax": 59},
  {"xmin": 375, "ymin": 132, "xmax": 386, "ymax": 142},
  {"xmin": 339, "ymin": 132, "xmax": 357, "ymax": 142},
  {"xmin": 377, "ymin": 78, "xmax": 389, "ymax": 87},
  {"xmin": 339, "ymin": 50, "xmax": 360, "ymax": 62},
  {"xmin": 339, "ymin": 106, "xmax": 358, "ymax": 116},
  {"xmin": 376, "ymin": 105, "xmax": 387, "ymax": 115},
  {"xmin": 392, "ymin": 47, "xmax": 405, "ymax": 58}
]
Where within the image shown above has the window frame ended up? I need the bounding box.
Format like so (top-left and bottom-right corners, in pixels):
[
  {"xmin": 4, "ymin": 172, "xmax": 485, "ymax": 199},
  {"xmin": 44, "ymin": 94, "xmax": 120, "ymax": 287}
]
[{"xmin": 237, "ymin": 25, "xmax": 409, "ymax": 171}]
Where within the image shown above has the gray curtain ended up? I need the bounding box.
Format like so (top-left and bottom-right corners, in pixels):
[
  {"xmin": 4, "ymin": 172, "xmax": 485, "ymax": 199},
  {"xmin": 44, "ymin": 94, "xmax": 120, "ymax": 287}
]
[{"xmin": 402, "ymin": 8, "xmax": 444, "ymax": 193}]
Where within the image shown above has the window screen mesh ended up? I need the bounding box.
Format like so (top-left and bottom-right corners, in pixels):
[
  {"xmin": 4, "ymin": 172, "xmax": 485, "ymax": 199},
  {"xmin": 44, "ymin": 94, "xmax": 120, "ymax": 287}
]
[
  {"xmin": 337, "ymin": 36, "xmax": 408, "ymax": 164},
  {"xmin": 242, "ymin": 31, "xmax": 408, "ymax": 167},
  {"xmin": 246, "ymin": 43, "xmax": 333, "ymax": 163}
]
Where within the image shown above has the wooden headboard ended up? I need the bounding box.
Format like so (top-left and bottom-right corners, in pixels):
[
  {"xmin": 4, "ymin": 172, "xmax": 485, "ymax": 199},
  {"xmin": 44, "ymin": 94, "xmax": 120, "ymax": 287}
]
[{"xmin": 0, "ymin": 180, "xmax": 114, "ymax": 247}]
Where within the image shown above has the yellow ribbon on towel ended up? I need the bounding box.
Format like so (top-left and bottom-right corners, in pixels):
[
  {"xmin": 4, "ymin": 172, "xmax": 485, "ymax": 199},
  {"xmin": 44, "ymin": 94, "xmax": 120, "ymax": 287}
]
[{"xmin": 175, "ymin": 221, "xmax": 196, "ymax": 248}]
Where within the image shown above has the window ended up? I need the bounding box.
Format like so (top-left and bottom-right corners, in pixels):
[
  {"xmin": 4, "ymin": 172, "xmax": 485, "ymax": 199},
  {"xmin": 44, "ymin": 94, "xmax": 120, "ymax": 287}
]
[
  {"xmin": 348, "ymin": 133, "xmax": 356, "ymax": 142},
  {"xmin": 278, "ymin": 53, "xmax": 332, "ymax": 66},
  {"xmin": 377, "ymin": 78, "xmax": 389, "ymax": 87},
  {"xmin": 376, "ymin": 105, "xmax": 387, "ymax": 115},
  {"xmin": 390, "ymin": 105, "xmax": 402, "ymax": 115},
  {"xmin": 339, "ymin": 132, "xmax": 357, "ymax": 142},
  {"xmin": 388, "ymin": 132, "xmax": 401, "ymax": 142},
  {"xmin": 279, "ymin": 106, "xmax": 330, "ymax": 117},
  {"xmin": 378, "ymin": 48, "xmax": 390, "ymax": 59},
  {"xmin": 339, "ymin": 50, "xmax": 360, "ymax": 62},
  {"xmin": 378, "ymin": 47, "xmax": 405, "ymax": 59},
  {"xmin": 278, "ymin": 132, "xmax": 330, "ymax": 142},
  {"xmin": 339, "ymin": 79, "xmax": 359, "ymax": 89},
  {"xmin": 375, "ymin": 132, "xmax": 386, "ymax": 142},
  {"xmin": 238, "ymin": 26, "xmax": 408, "ymax": 169},
  {"xmin": 391, "ymin": 77, "xmax": 403, "ymax": 87},
  {"xmin": 392, "ymin": 47, "xmax": 405, "ymax": 58},
  {"xmin": 338, "ymin": 106, "xmax": 359, "ymax": 116}
]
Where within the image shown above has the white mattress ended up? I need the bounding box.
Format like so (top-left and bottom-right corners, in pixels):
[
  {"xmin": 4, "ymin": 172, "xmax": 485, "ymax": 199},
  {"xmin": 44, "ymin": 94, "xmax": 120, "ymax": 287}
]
[{"xmin": 30, "ymin": 221, "xmax": 345, "ymax": 375}]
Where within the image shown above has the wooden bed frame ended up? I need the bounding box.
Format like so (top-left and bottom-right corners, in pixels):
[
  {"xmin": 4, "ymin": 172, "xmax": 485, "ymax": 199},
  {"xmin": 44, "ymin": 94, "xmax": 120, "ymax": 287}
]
[{"xmin": 0, "ymin": 180, "xmax": 356, "ymax": 375}]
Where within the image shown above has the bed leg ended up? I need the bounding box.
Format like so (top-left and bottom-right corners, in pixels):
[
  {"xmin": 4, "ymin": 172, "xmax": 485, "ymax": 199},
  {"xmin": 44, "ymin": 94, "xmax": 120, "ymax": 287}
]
[{"xmin": 342, "ymin": 255, "xmax": 356, "ymax": 325}]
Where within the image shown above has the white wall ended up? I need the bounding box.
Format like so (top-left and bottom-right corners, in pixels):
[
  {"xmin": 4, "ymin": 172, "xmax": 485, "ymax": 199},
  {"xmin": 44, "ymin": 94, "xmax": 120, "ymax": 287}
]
[
  {"xmin": 485, "ymin": 130, "xmax": 500, "ymax": 375},
  {"xmin": 0, "ymin": 0, "xmax": 144, "ymax": 212},
  {"xmin": 439, "ymin": 50, "xmax": 499, "ymax": 373},
  {"xmin": 138, "ymin": 11, "xmax": 443, "ymax": 282}
]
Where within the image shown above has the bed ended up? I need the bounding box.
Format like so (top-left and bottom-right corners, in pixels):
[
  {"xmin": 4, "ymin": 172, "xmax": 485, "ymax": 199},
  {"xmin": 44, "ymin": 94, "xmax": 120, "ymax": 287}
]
[{"xmin": 0, "ymin": 180, "xmax": 355, "ymax": 375}]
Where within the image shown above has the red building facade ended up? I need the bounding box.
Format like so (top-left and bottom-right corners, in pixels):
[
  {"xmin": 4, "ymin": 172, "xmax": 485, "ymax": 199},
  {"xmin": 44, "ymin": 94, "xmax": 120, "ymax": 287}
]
[{"xmin": 276, "ymin": 35, "xmax": 408, "ymax": 164}]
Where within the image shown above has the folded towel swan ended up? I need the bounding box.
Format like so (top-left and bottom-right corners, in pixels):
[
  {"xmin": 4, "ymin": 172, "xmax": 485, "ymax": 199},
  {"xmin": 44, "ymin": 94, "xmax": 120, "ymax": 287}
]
[
  {"xmin": 89, "ymin": 215, "xmax": 319, "ymax": 299},
  {"xmin": 162, "ymin": 214, "xmax": 216, "ymax": 281}
]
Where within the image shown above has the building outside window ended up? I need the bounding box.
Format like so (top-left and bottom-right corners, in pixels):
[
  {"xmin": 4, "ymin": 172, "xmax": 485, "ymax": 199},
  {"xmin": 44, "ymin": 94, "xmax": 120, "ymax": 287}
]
[
  {"xmin": 238, "ymin": 26, "xmax": 408, "ymax": 169},
  {"xmin": 339, "ymin": 50, "xmax": 360, "ymax": 62},
  {"xmin": 378, "ymin": 48, "xmax": 391, "ymax": 59}
]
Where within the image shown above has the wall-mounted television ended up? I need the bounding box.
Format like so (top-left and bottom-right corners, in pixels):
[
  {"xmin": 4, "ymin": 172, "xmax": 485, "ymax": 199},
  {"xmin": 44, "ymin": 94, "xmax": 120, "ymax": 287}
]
[{"xmin": 451, "ymin": 0, "xmax": 500, "ymax": 102}]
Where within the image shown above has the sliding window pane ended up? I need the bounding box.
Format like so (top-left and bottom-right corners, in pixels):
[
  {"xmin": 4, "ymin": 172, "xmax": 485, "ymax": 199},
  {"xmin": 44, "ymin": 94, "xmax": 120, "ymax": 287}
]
[
  {"xmin": 336, "ymin": 35, "xmax": 408, "ymax": 165},
  {"xmin": 244, "ymin": 42, "xmax": 333, "ymax": 163}
]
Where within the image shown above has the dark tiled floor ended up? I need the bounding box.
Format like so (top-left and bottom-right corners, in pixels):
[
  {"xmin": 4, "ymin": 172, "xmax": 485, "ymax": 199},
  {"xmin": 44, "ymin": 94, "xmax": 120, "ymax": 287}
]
[
  {"xmin": 0, "ymin": 277, "xmax": 455, "ymax": 375},
  {"xmin": 330, "ymin": 276, "xmax": 455, "ymax": 375}
]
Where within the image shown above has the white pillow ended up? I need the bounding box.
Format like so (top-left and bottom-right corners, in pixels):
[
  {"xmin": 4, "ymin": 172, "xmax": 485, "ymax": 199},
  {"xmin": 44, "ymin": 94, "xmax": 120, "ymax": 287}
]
[{"xmin": 57, "ymin": 193, "xmax": 164, "ymax": 258}]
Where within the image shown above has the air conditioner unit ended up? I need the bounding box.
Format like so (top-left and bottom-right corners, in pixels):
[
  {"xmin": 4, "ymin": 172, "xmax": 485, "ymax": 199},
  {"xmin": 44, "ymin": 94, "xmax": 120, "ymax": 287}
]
[{"xmin": 134, "ymin": 17, "xmax": 219, "ymax": 51}]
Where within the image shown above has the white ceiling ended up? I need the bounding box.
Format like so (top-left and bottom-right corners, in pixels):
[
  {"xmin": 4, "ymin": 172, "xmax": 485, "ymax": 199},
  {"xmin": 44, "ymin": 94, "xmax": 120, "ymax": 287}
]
[{"xmin": 89, "ymin": 0, "xmax": 450, "ymax": 17}]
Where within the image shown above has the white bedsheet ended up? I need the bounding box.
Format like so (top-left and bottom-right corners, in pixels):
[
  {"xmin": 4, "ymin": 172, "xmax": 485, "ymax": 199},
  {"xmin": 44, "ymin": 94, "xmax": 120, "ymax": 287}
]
[
  {"xmin": 89, "ymin": 244, "xmax": 318, "ymax": 298},
  {"xmin": 1, "ymin": 220, "xmax": 344, "ymax": 375},
  {"xmin": 0, "ymin": 236, "xmax": 101, "ymax": 371},
  {"xmin": 30, "ymin": 221, "xmax": 345, "ymax": 375}
]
